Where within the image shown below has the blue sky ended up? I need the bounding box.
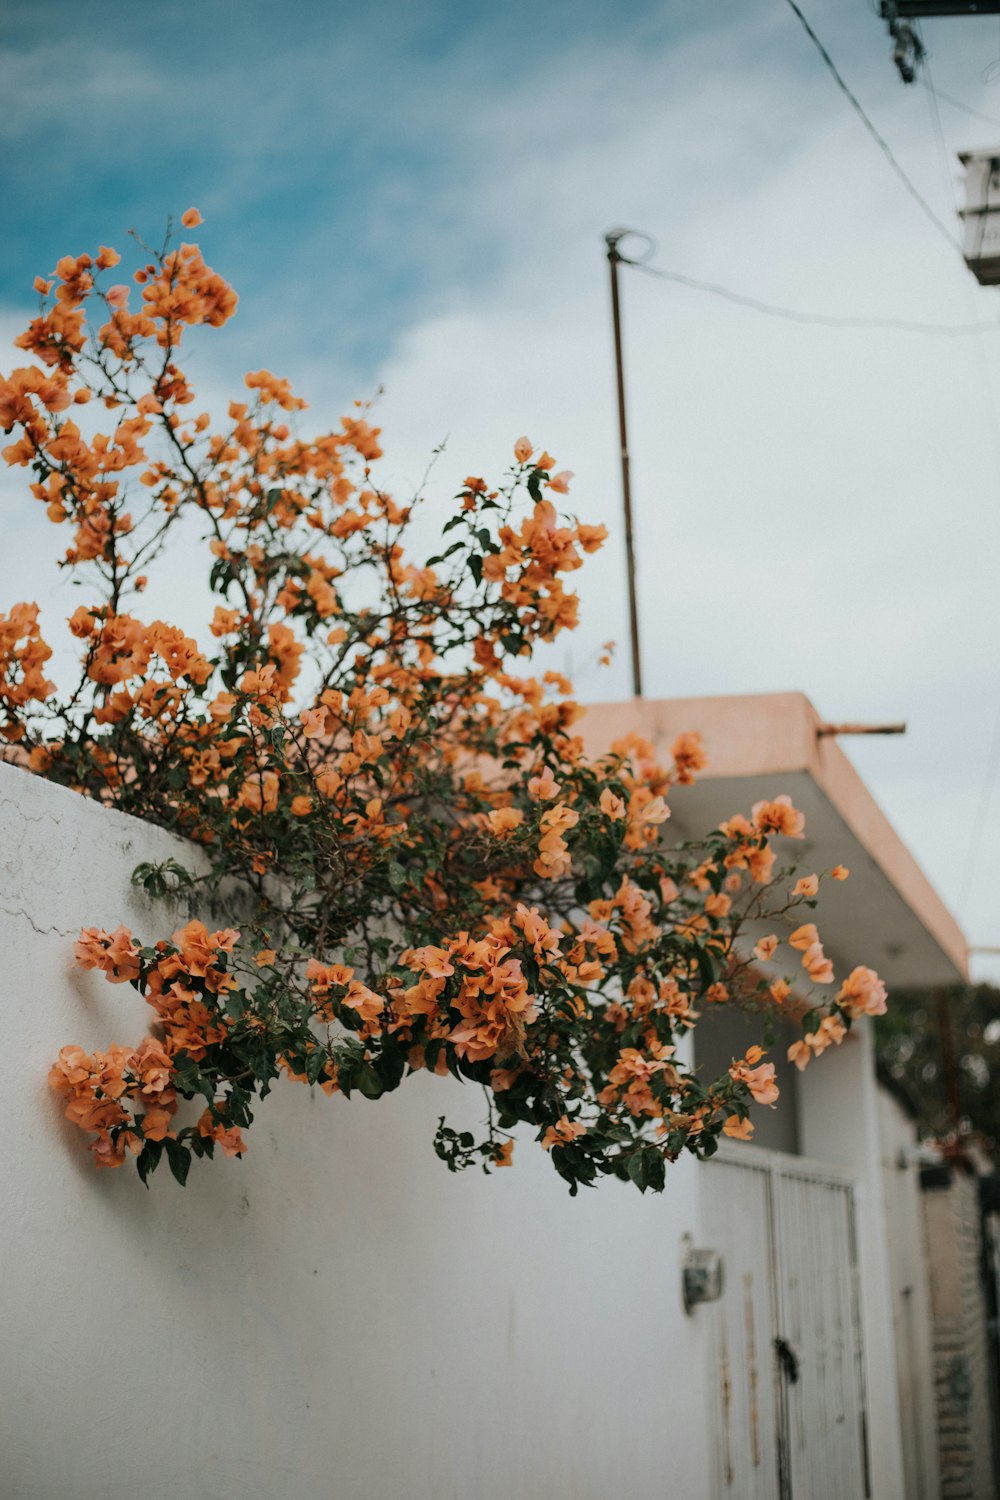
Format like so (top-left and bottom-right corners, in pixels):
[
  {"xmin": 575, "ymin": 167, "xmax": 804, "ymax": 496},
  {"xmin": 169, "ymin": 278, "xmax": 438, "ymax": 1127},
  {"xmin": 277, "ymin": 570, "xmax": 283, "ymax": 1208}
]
[
  {"xmin": 4, "ymin": 0, "xmax": 669, "ymax": 369},
  {"xmin": 2, "ymin": 0, "xmax": 821, "ymax": 377},
  {"xmin": 7, "ymin": 1, "xmax": 1000, "ymax": 967}
]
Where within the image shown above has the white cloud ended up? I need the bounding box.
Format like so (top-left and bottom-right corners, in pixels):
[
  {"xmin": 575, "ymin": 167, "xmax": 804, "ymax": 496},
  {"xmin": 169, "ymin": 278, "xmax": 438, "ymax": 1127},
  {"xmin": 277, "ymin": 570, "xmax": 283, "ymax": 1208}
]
[{"xmin": 5, "ymin": 3, "xmax": 1000, "ymax": 978}]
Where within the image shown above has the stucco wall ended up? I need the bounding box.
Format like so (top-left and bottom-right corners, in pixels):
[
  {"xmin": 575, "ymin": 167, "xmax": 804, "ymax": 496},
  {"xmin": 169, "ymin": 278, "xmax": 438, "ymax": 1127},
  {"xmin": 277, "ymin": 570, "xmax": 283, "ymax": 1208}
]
[
  {"xmin": 1, "ymin": 763, "xmax": 713, "ymax": 1500},
  {"xmin": 877, "ymin": 1087, "xmax": 940, "ymax": 1500}
]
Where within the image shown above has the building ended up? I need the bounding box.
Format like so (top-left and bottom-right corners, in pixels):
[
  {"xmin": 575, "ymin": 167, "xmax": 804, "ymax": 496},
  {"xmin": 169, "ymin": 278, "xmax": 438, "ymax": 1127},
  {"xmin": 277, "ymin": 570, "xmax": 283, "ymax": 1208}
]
[{"xmin": 0, "ymin": 692, "xmax": 975, "ymax": 1499}]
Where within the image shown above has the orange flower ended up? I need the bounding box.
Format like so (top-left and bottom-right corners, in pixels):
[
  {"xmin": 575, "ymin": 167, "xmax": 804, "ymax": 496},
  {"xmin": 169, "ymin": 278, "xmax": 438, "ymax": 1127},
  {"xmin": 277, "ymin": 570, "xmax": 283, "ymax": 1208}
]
[
  {"xmin": 792, "ymin": 874, "xmax": 819, "ymax": 899},
  {"xmin": 837, "ymin": 965, "xmax": 887, "ymax": 1017},
  {"xmin": 753, "ymin": 934, "xmax": 778, "ymax": 962},
  {"xmin": 343, "ymin": 980, "xmax": 385, "ymax": 1024},
  {"xmin": 747, "ymin": 845, "xmax": 776, "ymax": 885},
  {"xmin": 215, "ymin": 1126, "xmax": 246, "ymax": 1157},
  {"xmin": 300, "ymin": 707, "xmax": 326, "ymax": 738},
  {"xmin": 832, "ymin": 864, "xmax": 849, "ymax": 881},
  {"xmin": 513, "ymin": 436, "xmax": 533, "ymax": 463},
  {"xmin": 210, "ymin": 606, "xmax": 241, "ymax": 637},
  {"xmin": 528, "ymin": 765, "xmax": 560, "ymax": 800},
  {"xmin": 493, "ymin": 1140, "xmax": 515, "ymax": 1167},
  {"xmin": 140, "ymin": 1105, "xmax": 175, "ymax": 1142},
  {"xmin": 306, "ymin": 958, "xmax": 355, "ymax": 992},
  {"xmin": 671, "ymin": 731, "xmax": 707, "ymax": 785},
  {"xmin": 730, "ymin": 1050, "xmax": 779, "ymax": 1106},
  {"xmin": 633, "ymin": 793, "xmax": 669, "ymax": 827},
  {"xmin": 514, "ymin": 903, "xmax": 562, "ymax": 958},
  {"xmin": 541, "ymin": 1116, "xmax": 586, "ymax": 1150},
  {"xmin": 488, "ymin": 806, "xmax": 524, "ymax": 836},
  {"xmin": 74, "ymin": 924, "xmax": 141, "ymax": 984},
  {"xmin": 751, "ymin": 794, "xmax": 805, "ymax": 839},
  {"xmin": 801, "ymin": 942, "xmax": 834, "ymax": 986},
  {"xmin": 600, "ymin": 787, "xmax": 626, "ymax": 821},
  {"xmin": 407, "ymin": 945, "xmax": 455, "ymax": 979},
  {"xmin": 181, "ymin": 208, "xmax": 203, "ymax": 228},
  {"xmin": 197, "ymin": 1108, "xmax": 246, "ymax": 1156},
  {"xmin": 723, "ymin": 1115, "xmax": 754, "ymax": 1140},
  {"xmin": 806, "ymin": 1014, "xmax": 847, "ymax": 1055},
  {"xmin": 578, "ymin": 524, "xmax": 608, "ymax": 553}
]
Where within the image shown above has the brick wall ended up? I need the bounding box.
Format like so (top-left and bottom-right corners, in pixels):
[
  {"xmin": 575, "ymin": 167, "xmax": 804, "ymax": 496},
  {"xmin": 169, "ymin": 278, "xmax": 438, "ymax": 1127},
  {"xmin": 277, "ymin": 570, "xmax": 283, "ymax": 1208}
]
[{"xmin": 923, "ymin": 1169, "xmax": 997, "ymax": 1500}]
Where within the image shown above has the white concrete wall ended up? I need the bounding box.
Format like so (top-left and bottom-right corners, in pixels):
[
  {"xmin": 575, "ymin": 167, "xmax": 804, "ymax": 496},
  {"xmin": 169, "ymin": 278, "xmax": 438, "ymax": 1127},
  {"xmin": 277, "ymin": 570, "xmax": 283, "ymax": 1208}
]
[
  {"xmin": 1, "ymin": 763, "xmax": 713, "ymax": 1500},
  {"xmin": 877, "ymin": 1087, "xmax": 940, "ymax": 1500}
]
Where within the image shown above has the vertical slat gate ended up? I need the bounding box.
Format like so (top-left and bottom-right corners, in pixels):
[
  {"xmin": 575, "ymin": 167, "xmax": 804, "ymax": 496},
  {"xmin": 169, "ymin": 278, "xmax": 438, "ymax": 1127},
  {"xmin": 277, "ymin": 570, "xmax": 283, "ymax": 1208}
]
[
  {"xmin": 772, "ymin": 1164, "xmax": 869, "ymax": 1500},
  {"xmin": 704, "ymin": 1147, "xmax": 870, "ymax": 1500}
]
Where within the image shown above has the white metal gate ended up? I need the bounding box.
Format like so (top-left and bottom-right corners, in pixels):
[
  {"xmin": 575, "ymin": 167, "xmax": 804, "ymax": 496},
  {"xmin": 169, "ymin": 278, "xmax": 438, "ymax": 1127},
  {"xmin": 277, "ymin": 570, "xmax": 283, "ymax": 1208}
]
[{"xmin": 702, "ymin": 1145, "xmax": 870, "ymax": 1500}]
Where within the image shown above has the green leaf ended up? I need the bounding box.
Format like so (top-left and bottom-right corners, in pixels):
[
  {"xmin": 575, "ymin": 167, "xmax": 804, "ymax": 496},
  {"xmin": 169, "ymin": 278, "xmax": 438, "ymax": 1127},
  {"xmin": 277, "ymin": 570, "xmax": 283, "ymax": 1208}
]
[
  {"xmin": 305, "ymin": 1049, "xmax": 329, "ymax": 1085},
  {"xmin": 645, "ymin": 1149, "xmax": 666, "ymax": 1193},
  {"xmin": 627, "ymin": 1152, "xmax": 649, "ymax": 1193},
  {"xmin": 357, "ymin": 1064, "xmax": 383, "ymax": 1099},
  {"xmin": 136, "ymin": 1138, "xmax": 163, "ymax": 1186},
  {"xmin": 164, "ymin": 1138, "xmax": 191, "ymax": 1186},
  {"xmin": 387, "ymin": 861, "xmax": 406, "ymax": 891}
]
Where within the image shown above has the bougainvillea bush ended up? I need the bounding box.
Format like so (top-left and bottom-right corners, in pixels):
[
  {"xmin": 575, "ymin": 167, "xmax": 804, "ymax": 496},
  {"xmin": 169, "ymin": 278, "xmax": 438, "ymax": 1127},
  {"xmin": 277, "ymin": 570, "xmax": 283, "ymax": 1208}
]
[{"xmin": 0, "ymin": 212, "xmax": 887, "ymax": 1188}]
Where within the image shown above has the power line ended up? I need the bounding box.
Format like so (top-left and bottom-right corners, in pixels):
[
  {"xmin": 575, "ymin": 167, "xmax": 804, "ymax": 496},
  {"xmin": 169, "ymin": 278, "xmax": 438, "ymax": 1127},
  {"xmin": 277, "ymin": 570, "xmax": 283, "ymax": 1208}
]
[
  {"xmin": 917, "ymin": 41, "xmax": 1000, "ymax": 924},
  {"xmin": 782, "ymin": 0, "xmax": 962, "ymax": 251},
  {"xmin": 620, "ymin": 254, "xmax": 1000, "ymax": 334},
  {"xmin": 926, "ymin": 81, "xmax": 1000, "ymax": 130}
]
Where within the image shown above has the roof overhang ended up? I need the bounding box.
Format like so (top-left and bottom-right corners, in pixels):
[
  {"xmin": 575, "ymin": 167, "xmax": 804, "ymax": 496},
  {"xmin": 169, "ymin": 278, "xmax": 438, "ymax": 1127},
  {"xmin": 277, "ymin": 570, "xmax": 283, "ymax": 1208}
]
[{"xmin": 581, "ymin": 692, "xmax": 968, "ymax": 989}]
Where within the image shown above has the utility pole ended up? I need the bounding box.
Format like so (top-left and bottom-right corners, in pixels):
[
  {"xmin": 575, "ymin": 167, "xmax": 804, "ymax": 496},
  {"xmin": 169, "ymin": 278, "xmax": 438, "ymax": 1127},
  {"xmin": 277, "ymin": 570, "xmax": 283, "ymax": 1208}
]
[{"xmin": 605, "ymin": 229, "xmax": 643, "ymax": 699}]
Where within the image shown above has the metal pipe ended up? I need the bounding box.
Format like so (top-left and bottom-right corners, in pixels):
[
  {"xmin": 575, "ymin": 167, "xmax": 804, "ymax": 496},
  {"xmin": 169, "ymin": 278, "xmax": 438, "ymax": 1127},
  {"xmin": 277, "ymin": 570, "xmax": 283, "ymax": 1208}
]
[
  {"xmin": 817, "ymin": 722, "xmax": 907, "ymax": 736},
  {"xmin": 606, "ymin": 232, "xmax": 643, "ymax": 699}
]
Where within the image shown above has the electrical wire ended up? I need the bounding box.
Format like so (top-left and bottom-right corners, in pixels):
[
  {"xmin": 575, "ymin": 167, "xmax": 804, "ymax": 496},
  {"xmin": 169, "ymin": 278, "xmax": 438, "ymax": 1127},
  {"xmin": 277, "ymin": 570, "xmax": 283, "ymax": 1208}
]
[
  {"xmin": 921, "ymin": 44, "xmax": 962, "ymax": 224},
  {"xmin": 916, "ymin": 39, "xmax": 1000, "ymax": 923},
  {"xmin": 617, "ymin": 254, "xmax": 1000, "ymax": 335},
  {"xmin": 925, "ymin": 82, "xmax": 1000, "ymax": 132},
  {"xmin": 782, "ymin": 0, "xmax": 962, "ymax": 251}
]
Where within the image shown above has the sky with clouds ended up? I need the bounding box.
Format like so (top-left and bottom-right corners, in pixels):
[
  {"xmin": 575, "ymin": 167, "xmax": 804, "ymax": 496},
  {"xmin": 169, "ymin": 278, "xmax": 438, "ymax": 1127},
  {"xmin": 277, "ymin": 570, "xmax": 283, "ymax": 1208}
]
[{"xmin": 6, "ymin": 0, "xmax": 1000, "ymax": 976}]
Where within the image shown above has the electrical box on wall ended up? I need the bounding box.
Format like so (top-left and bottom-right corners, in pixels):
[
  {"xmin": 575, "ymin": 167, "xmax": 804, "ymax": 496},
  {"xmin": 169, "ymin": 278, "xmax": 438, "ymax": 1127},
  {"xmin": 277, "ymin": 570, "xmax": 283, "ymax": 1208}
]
[{"xmin": 682, "ymin": 1241, "xmax": 725, "ymax": 1313}]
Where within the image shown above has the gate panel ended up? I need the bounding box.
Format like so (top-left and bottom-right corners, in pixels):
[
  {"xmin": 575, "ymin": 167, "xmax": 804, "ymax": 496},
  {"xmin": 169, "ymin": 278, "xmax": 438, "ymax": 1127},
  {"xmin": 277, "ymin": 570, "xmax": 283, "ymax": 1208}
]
[
  {"xmin": 772, "ymin": 1164, "xmax": 869, "ymax": 1500},
  {"xmin": 703, "ymin": 1147, "xmax": 869, "ymax": 1500},
  {"xmin": 701, "ymin": 1156, "xmax": 782, "ymax": 1499}
]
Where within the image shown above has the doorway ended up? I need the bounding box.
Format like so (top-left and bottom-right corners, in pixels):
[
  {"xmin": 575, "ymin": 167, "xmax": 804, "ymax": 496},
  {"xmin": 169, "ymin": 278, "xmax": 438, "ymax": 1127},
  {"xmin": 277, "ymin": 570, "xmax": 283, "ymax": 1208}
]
[{"xmin": 702, "ymin": 1144, "xmax": 870, "ymax": 1500}]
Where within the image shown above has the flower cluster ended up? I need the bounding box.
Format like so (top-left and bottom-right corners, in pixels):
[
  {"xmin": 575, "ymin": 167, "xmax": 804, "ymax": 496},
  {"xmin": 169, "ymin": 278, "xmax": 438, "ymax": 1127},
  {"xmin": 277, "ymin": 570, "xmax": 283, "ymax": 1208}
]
[{"xmin": 0, "ymin": 214, "xmax": 883, "ymax": 1187}]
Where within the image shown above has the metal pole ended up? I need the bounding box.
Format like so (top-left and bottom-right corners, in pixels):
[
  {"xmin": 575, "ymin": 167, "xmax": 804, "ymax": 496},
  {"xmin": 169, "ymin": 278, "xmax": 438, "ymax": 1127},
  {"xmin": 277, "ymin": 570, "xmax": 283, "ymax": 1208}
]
[{"xmin": 606, "ymin": 232, "xmax": 643, "ymax": 699}]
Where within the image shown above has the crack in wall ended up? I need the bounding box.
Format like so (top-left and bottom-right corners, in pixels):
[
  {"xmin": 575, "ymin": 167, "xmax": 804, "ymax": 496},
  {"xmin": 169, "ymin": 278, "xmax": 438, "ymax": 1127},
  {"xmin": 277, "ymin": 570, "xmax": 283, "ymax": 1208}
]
[{"xmin": 0, "ymin": 901, "xmax": 77, "ymax": 940}]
